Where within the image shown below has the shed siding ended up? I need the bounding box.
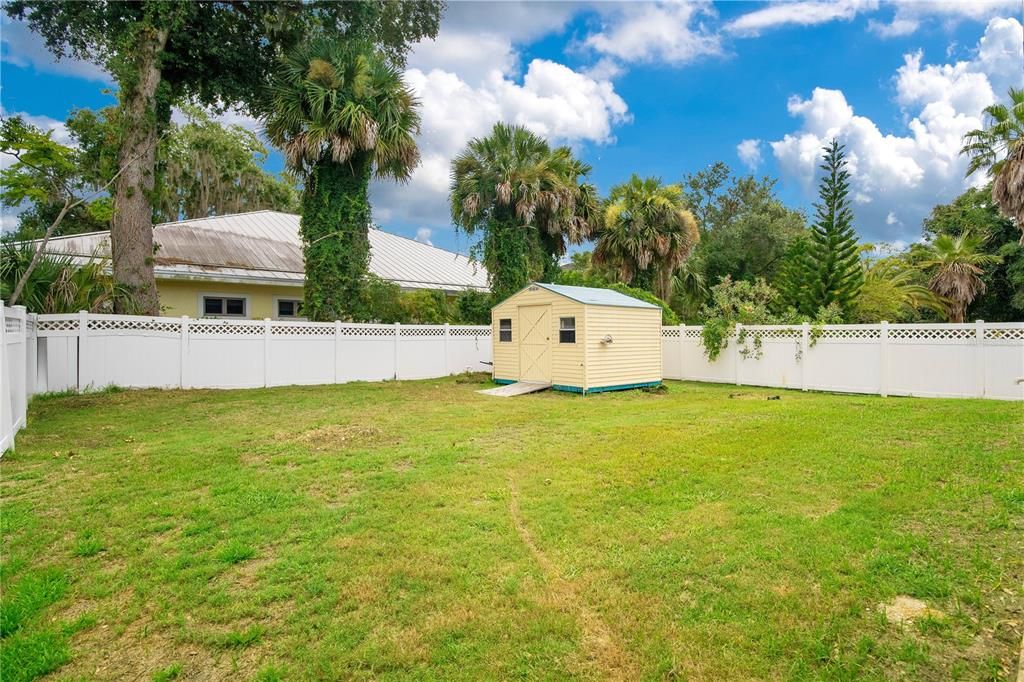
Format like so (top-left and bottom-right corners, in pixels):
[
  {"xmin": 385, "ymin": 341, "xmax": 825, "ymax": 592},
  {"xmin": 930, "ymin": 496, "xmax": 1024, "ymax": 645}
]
[
  {"xmin": 584, "ymin": 306, "xmax": 662, "ymax": 388},
  {"xmin": 491, "ymin": 287, "xmax": 586, "ymax": 385}
]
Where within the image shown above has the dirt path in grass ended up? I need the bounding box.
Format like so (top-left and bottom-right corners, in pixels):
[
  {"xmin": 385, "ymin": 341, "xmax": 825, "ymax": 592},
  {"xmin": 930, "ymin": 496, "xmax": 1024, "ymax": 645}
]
[{"xmin": 507, "ymin": 478, "xmax": 637, "ymax": 680}]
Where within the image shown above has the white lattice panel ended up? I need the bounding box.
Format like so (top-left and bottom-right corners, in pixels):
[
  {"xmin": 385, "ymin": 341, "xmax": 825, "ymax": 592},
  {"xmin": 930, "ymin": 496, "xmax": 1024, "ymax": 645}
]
[
  {"xmin": 746, "ymin": 327, "xmax": 801, "ymax": 340},
  {"xmin": 35, "ymin": 318, "xmax": 80, "ymax": 334},
  {"xmin": 985, "ymin": 326, "xmax": 1024, "ymax": 341},
  {"xmin": 339, "ymin": 325, "xmax": 395, "ymax": 337},
  {"xmin": 662, "ymin": 328, "xmax": 680, "ymax": 338},
  {"xmin": 400, "ymin": 326, "xmax": 444, "ymax": 337},
  {"xmin": 271, "ymin": 323, "xmax": 334, "ymax": 337},
  {"xmin": 190, "ymin": 321, "xmax": 264, "ymax": 336},
  {"xmin": 682, "ymin": 328, "xmax": 702, "ymax": 339},
  {"xmin": 89, "ymin": 317, "xmax": 181, "ymax": 335},
  {"xmin": 889, "ymin": 327, "xmax": 975, "ymax": 342},
  {"xmin": 450, "ymin": 327, "xmax": 490, "ymax": 337},
  {"xmin": 817, "ymin": 327, "xmax": 881, "ymax": 341}
]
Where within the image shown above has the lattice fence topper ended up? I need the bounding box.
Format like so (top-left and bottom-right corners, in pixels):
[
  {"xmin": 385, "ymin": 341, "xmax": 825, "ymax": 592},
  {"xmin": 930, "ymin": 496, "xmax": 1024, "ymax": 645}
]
[
  {"xmin": 400, "ymin": 326, "xmax": 445, "ymax": 337},
  {"xmin": 35, "ymin": 318, "xmax": 79, "ymax": 334},
  {"xmin": 5, "ymin": 317, "xmax": 23, "ymax": 334},
  {"xmin": 89, "ymin": 317, "xmax": 181, "ymax": 335},
  {"xmin": 682, "ymin": 327, "xmax": 703, "ymax": 339},
  {"xmin": 662, "ymin": 328, "xmax": 680, "ymax": 338},
  {"xmin": 744, "ymin": 327, "xmax": 801, "ymax": 340},
  {"xmin": 190, "ymin": 321, "xmax": 265, "ymax": 336},
  {"xmin": 985, "ymin": 326, "xmax": 1024, "ymax": 341},
  {"xmin": 338, "ymin": 325, "xmax": 397, "ymax": 337},
  {"xmin": 450, "ymin": 327, "xmax": 491, "ymax": 337},
  {"xmin": 271, "ymin": 323, "xmax": 334, "ymax": 337},
  {"xmin": 888, "ymin": 327, "xmax": 975, "ymax": 341},
  {"xmin": 817, "ymin": 327, "xmax": 882, "ymax": 341}
]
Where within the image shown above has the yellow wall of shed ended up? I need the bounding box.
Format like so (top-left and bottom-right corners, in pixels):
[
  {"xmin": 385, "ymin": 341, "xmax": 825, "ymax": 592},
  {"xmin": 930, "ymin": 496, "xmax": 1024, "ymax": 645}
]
[
  {"xmin": 156, "ymin": 279, "xmax": 304, "ymax": 319},
  {"xmin": 491, "ymin": 286, "xmax": 586, "ymax": 386},
  {"xmin": 584, "ymin": 306, "xmax": 663, "ymax": 388}
]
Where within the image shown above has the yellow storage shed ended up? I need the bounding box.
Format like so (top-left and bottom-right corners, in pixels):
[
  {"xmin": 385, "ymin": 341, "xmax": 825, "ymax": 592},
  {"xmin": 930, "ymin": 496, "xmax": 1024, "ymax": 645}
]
[{"xmin": 491, "ymin": 282, "xmax": 663, "ymax": 394}]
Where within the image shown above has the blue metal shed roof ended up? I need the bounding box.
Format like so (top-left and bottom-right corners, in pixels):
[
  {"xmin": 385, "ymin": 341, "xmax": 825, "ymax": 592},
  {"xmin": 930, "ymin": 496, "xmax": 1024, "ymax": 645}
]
[{"xmin": 531, "ymin": 282, "xmax": 660, "ymax": 309}]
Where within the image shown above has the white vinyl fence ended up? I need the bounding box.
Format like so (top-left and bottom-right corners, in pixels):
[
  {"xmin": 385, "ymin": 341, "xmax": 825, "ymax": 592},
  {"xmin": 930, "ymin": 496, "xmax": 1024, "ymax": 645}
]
[
  {"xmin": 1, "ymin": 307, "xmax": 492, "ymax": 451},
  {"xmin": 661, "ymin": 322, "xmax": 1024, "ymax": 400},
  {"xmin": 4, "ymin": 307, "xmax": 1023, "ymax": 452},
  {"xmin": 1, "ymin": 306, "xmax": 37, "ymax": 452}
]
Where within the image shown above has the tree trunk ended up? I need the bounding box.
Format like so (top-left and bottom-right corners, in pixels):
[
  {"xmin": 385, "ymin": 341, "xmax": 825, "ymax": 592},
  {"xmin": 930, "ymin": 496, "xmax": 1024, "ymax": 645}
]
[
  {"xmin": 485, "ymin": 209, "xmax": 533, "ymax": 302},
  {"xmin": 300, "ymin": 155, "xmax": 373, "ymax": 321},
  {"xmin": 111, "ymin": 26, "xmax": 168, "ymax": 315}
]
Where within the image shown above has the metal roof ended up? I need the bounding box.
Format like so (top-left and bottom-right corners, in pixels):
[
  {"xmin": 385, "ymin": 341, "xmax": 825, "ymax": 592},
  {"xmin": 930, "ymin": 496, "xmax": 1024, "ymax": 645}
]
[
  {"xmin": 530, "ymin": 282, "xmax": 660, "ymax": 309},
  {"xmin": 33, "ymin": 211, "xmax": 489, "ymax": 293}
]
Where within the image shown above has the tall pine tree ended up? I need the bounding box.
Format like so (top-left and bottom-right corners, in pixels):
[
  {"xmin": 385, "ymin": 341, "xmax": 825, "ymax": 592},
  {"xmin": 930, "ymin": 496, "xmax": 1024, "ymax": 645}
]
[{"xmin": 800, "ymin": 139, "xmax": 863, "ymax": 317}]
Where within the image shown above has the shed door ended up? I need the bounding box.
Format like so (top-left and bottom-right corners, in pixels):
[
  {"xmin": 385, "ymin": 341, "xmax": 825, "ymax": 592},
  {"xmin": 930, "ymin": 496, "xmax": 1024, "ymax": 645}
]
[{"xmin": 519, "ymin": 305, "xmax": 552, "ymax": 383}]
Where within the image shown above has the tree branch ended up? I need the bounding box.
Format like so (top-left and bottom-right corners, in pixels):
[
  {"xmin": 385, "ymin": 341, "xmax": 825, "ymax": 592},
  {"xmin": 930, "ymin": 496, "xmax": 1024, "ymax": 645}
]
[{"xmin": 7, "ymin": 131, "xmax": 167, "ymax": 307}]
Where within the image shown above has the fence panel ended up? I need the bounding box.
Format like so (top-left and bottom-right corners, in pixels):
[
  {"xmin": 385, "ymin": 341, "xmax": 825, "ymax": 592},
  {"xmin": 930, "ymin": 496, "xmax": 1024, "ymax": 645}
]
[{"xmin": 661, "ymin": 322, "xmax": 1023, "ymax": 400}]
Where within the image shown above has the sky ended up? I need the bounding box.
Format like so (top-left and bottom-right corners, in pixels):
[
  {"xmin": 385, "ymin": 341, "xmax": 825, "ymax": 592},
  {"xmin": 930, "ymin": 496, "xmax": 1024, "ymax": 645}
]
[{"xmin": 1, "ymin": 1, "xmax": 1022, "ymax": 255}]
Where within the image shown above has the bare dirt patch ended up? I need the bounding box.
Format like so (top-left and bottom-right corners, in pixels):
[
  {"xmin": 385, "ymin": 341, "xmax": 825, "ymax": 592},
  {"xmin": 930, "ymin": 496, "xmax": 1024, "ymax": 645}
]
[
  {"xmin": 878, "ymin": 595, "xmax": 946, "ymax": 624},
  {"xmin": 284, "ymin": 424, "xmax": 391, "ymax": 452}
]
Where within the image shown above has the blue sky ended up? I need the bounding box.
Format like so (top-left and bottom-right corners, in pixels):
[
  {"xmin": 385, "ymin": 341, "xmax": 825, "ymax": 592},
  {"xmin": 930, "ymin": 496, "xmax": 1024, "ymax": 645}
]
[{"xmin": 2, "ymin": 1, "xmax": 1022, "ymax": 254}]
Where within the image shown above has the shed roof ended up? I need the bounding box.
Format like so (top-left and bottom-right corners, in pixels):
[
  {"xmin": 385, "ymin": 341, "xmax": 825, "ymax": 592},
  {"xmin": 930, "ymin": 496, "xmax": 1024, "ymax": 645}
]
[
  {"xmin": 529, "ymin": 282, "xmax": 659, "ymax": 309},
  {"xmin": 29, "ymin": 211, "xmax": 488, "ymax": 292}
]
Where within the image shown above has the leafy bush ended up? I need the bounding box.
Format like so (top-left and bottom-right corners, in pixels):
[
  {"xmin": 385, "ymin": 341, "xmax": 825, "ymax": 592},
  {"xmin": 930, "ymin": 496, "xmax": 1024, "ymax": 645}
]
[
  {"xmin": 0, "ymin": 242, "xmax": 135, "ymax": 314},
  {"xmin": 698, "ymin": 277, "xmax": 840, "ymax": 360}
]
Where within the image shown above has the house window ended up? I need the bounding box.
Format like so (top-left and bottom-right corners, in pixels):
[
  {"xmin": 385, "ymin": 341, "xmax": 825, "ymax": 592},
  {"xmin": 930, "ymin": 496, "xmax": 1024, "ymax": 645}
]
[
  {"xmin": 277, "ymin": 299, "xmax": 303, "ymax": 319},
  {"xmin": 559, "ymin": 316, "xmax": 576, "ymax": 344},
  {"xmin": 202, "ymin": 296, "xmax": 246, "ymax": 318},
  {"xmin": 499, "ymin": 318, "xmax": 512, "ymax": 342}
]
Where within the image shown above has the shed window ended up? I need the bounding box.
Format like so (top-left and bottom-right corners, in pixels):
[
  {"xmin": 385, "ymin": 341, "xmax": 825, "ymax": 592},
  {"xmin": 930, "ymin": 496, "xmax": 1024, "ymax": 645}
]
[
  {"xmin": 277, "ymin": 299, "xmax": 303, "ymax": 319},
  {"xmin": 203, "ymin": 296, "xmax": 246, "ymax": 317},
  {"xmin": 499, "ymin": 318, "xmax": 512, "ymax": 342},
  {"xmin": 559, "ymin": 317, "xmax": 576, "ymax": 344}
]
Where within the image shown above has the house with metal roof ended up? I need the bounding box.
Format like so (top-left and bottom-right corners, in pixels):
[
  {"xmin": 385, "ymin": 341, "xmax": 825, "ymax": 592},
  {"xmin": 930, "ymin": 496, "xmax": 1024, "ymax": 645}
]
[
  {"xmin": 490, "ymin": 282, "xmax": 662, "ymax": 394},
  {"xmin": 33, "ymin": 210, "xmax": 488, "ymax": 319}
]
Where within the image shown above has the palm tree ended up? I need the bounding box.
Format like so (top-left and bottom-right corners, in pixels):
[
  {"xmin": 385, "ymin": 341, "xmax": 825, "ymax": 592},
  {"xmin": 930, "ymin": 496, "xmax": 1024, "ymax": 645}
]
[
  {"xmin": 594, "ymin": 174, "xmax": 700, "ymax": 301},
  {"xmin": 961, "ymin": 88, "xmax": 1024, "ymax": 242},
  {"xmin": 264, "ymin": 40, "xmax": 420, "ymax": 321},
  {"xmin": 450, "ymin": 123, "xmax": 599, "ymax": 301},
  {"xmin": 918, "ymin": 233, "xmax": 1001, "ymax": 323},
  {"xmin": 853, "ymin": 255, "xmax": 945, "ymax": 323}
]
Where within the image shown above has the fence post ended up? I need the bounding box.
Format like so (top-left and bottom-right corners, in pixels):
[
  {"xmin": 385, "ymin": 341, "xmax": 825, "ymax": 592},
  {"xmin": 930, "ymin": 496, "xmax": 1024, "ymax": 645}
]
[
  {"xmin": 394, "ymin": 322, "xmax": 401, "ymax": 380},
  {"xmin": 77, "ymin": 310, "xmax": 89, "ymax": 392},
  {"xmin": 444, "ymin": 322, "xmax": 450, "ymax": 376},
  {"xmin": 975, "ymin": 319, "xmax": 985, "ymax": 398},
  {"xmin": 25, "ymin": 312, "xmax": 37, "ymax": 398},
  {"xmin": 800, "ymin": 322, "xmax": 810, "ymax": 392},
  {"xmin": 334, "ymin": 320, "xmax": 342, "ymax": 384},
  {"xmin": 180, "ymin": 316, "xmax": 190, "ymax": 389},
  {"xmin": 879, "ymin": 321, "xmax": 889, "ymax": 397},
  {"xmin": 12, "ymin": 306, "xmax": 27, "ymax": 430},
  {"xmin": 734, "ymin": 323, "xmax": 743, "ymax": 386},
  {"xmin": 263, "ymin": 318, "xmax": 272, "ymax": 388}
]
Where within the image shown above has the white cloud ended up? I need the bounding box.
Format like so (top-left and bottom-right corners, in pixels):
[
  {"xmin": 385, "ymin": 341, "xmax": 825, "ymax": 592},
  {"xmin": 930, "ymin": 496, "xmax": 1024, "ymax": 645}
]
[
  {"xmin": 0, "ymin": 16, "xmax": 110, "ymax": 82},
  {"xmin": 736, "ymin": 138, "xmax": 763, "ymax": 170},
  {"xmin": 414, "ymin": 227, "xmax": 433, "ymax": 245},
  {"xmin": 370, "ymin": 59, "xmax": 630, "ymax": 228},
  {"xmin": 0, "ymin": 107, "xmax": 73, "ymax": 147},
  {"xmin": 769, "ymin": 17, "xmax": 1023, "ymax": 242},
  {"xmin": 583, "ymin": 2, "xmax": 722, "ymax": 65},
  {"xmin": 727, "ymin": 0, "xmax": 878, "ymax": 37},
  {"xmin": 869, "ymin": 0, "xmax": 1019, "ymax": 38}
]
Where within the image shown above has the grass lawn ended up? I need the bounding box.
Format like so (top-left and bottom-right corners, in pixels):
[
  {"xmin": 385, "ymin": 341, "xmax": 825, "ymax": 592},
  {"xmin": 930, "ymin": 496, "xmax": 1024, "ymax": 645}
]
[{"xmin": 1, "ymin": 377, "xmax": 1022, "ymax": 680}]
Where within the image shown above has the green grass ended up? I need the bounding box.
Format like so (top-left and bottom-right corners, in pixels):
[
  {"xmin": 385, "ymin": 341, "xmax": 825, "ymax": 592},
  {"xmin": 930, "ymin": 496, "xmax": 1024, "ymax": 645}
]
[{"xmin": 1, "ymin": 377, "xmax": 1021, "ymax": 680}]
